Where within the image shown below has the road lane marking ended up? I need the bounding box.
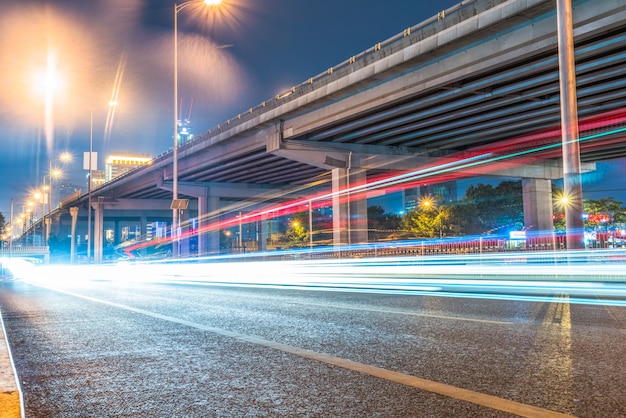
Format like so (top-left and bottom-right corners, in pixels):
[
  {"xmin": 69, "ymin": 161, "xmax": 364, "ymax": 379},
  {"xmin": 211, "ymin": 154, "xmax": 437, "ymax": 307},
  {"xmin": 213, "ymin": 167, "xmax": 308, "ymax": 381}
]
[
  {"xmin": 30, "ymin": 283, "xmax": 575, "ymax": 418},
  {"xmin": 532, "ymin": 295, "xmax": 575, "ymax": 413}
]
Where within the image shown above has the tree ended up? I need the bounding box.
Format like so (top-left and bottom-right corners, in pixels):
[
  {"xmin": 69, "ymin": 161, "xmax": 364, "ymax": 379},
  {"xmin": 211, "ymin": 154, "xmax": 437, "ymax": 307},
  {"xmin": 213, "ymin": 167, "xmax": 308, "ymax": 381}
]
[
  {"xmin": 583, "ymin": 197, "xmax": 625, "ymax": 230},
  {"xmin": 552, "ymin": 185, "xmax": 567, "ymax": 231},
  {"xmin": 0, "ymin": 212, "xmax": 5, "ymax": 247},
  {"xmin": 402, "ymin": 200, "xmax": 449, "ymax": 238},
  {"xmin": 0, "ymin": 212, "xmax": 5, "ymax": 236},
  {"xmin": 283, "ymin": 213, "xmax": 309, "ymax": 248},
  {"xmin": 368, "ymin": 205, "xmax": 402, "ymax": 241},
  {"xmin": 455, "ymin": 180, "xmax": 524, "ymax": 234}
]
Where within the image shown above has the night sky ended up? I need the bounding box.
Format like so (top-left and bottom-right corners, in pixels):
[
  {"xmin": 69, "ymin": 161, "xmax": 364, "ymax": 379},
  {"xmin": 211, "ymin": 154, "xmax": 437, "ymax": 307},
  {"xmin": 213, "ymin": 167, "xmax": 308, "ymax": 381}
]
[{"xmin": 1, "ymin": 0, "xmax": 625, "ymax": 220}]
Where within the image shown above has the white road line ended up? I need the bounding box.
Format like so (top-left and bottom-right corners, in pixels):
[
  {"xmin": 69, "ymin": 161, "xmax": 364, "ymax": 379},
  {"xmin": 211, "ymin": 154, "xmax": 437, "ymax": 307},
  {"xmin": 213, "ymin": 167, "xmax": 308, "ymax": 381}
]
[{"xmin": 31, "ymin": 283, "xmax": 574, "ymax": 418}]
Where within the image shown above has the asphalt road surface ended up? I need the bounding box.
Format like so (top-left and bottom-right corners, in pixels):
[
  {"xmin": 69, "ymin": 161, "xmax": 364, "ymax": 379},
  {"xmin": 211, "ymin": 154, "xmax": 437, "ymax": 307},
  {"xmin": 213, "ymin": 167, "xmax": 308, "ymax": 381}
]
[{"xmin": 0, "ymin": 276, "xmax": 624, "ymax": 417}]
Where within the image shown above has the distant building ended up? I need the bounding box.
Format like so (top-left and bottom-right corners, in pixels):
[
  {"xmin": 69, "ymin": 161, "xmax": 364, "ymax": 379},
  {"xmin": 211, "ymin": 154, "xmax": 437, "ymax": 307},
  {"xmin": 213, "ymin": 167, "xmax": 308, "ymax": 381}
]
[
  {"xmin": 57, "ymin": 181, "xmax": 81, "ymax": 203},
  {"xmin": 105, "ymin": 154, "xmax": 152, "ymax": 182},
  {"xmin": 89, "ymin": 170, "xmax": 106, "ymax": 189},
  {"xmin": 403, "ymin": 181, "xmax": 458, "ymax": 213},
  {"xmin": 176, "ymin": 119, "xmax": 194, "ymax": 144},
  {"xmin": 403, "ymin": 187, "xmax": 421, "ymax": 213},
  {"xmin": 423, "ymin": 181, "xmax": 457, "ymax": 203}
]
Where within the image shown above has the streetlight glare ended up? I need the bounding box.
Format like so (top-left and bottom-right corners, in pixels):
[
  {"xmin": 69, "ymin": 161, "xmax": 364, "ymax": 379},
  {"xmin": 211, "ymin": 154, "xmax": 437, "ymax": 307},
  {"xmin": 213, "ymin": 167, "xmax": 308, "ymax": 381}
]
[
  {"xmin": 34, "ymin": 68, "xmax": 62, "ymax": 96},
  {"xmin": 420, "ymin": 198, "xmax": 434, "ymax": 209},
  {"xmin": 172, "ymin": 0, "xmax": 229, "ymax": 257},
  {"xmin": 59, "ymin": 152, "xmax": 73, "ymax": 162}
]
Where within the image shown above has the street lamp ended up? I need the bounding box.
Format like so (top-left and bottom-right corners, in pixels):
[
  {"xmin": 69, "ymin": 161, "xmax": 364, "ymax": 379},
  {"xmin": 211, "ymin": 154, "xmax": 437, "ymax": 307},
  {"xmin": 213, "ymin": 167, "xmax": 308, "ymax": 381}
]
[
  {"xmin": 33, "ymin": 191, "xmax": 45, "ymax": 243},
  {"xmin": 421, "ymin": 197, "xmax": 445, "ymax": 239},
  {"xmin": 47, "ymin": 152, "xmax": 72, "ymax": 213},
  {"xmin": 173, "ymin": 0, "xmax": 223, "ymax": 257},
  {"xmin": 42, "ymin": 152, "xmax": 72, "ymax": 245},
  {"xmin": 25, "ymin": 202, "xmax": 35, "ymax": 245}
]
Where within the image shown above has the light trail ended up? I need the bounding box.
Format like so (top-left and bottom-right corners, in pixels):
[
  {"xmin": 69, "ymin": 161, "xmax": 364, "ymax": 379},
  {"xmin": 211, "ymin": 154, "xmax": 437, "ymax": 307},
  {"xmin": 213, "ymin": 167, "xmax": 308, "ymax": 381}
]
[
  {"xmin": 5, "ymin": 250, "xmax": 626, "ymax": 307},
  {"xmin": 103, "ymin": 51, "xmax": 127, "ymax": 145},
  {"xmin": 120, "ymin": 107, "xmax": 626, "ymax": 257}
]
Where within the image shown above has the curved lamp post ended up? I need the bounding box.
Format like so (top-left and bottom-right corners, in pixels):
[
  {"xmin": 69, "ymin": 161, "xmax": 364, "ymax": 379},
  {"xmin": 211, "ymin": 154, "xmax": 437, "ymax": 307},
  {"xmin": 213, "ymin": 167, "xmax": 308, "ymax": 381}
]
[{"xmin": 173, "ymin": 0, "xmax": 222, "ymax": 257}]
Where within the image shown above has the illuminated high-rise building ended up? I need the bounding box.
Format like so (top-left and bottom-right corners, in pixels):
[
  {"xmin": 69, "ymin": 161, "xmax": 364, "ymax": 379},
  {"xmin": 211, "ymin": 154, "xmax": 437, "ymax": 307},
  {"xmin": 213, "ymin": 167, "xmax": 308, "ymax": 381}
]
[
  {"xmin": 177, "ymin": 119, "xmax": 194, "ymax": 144},
  {"xmin": 105, "ymin": 154, "xmax": 152, "ymax": 182}
]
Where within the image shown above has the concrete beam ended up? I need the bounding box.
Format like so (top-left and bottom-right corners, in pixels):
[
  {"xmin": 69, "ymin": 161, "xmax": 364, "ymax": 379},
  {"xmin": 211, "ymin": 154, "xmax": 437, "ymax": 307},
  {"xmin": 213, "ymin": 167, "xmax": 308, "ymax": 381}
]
[
  {"xmin": 91, "ymin": 198, "xmax": 173, "ymax": 211},
  {"xmin": 274, "ymin": 138, "xmax": 596, "ymax": 181}
]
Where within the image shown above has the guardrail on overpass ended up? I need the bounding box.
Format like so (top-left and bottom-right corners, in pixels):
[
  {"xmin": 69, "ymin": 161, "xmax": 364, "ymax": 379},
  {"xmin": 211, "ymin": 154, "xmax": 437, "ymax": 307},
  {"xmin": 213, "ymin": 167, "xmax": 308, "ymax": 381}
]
[{"xmin": 0, "ymin": 246, "xmax": 50, "ymax": 264}]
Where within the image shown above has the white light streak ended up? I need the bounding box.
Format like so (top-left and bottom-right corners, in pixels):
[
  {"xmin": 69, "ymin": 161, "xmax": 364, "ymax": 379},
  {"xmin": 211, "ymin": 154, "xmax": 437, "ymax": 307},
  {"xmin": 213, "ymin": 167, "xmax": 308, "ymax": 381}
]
[{"xmin": 7, "ymin": 250, "xmax": 626, "ymax": 307}]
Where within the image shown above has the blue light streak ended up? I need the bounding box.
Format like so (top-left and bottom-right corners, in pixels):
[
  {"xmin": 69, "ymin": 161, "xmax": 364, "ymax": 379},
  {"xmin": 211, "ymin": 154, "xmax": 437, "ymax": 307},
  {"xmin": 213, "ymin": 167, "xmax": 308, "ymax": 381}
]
[{"xmin": 7, "ymin": 249, "xmax": 626, "ymax": 308}]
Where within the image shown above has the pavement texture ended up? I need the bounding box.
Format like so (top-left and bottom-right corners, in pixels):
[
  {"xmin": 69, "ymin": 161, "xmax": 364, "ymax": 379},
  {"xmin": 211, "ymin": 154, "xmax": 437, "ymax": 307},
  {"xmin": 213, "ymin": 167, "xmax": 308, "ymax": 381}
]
[{"xmin": 0, "ymin": 276, "xmax": 625, "ymax": 417}]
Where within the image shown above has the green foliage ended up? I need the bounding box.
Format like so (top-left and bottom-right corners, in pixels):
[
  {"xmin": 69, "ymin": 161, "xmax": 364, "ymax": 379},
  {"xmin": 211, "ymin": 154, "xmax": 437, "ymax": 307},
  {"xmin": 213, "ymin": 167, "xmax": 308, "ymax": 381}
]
[
  {"xmin": 283, "ymin": 212, "xmax": 309, "ymax": 248},
  {"xmin": 449, "ymin": 180, "xmax": 524, "ymax": 235},
  {"xmin": 400, "ymin": 180, "xmax": 626, "ymax": 238},
  {"xmin": 0, "ymin": 212, "xmax": 5, "ymax": 236},
  {"xmin": 553, "ymin": 185, "xmax": 626, "ymax": 230},
  {"xmin": 552, "ymin": 213, "xmax": 566, "ymax": 231},
  {"xmin": 551, "ymin": 185, "xmax": 567, "ymax": 231},
  {"xmin": 368, "ymin": 205, "xmax": 402, "ymax": 240},
  {"xmin": 402, "ymin": 202, "xmax": 449, "ymax": 238},
  {"xmin": 583, "ymin": 197, "xmax": 625, "ymax": 229}
]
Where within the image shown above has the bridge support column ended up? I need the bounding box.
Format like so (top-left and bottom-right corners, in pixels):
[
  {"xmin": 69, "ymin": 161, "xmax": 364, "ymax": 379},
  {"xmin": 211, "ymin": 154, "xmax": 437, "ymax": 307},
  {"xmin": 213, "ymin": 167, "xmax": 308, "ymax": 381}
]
[
  {"xmin": 179, "ymin": 209, "xmax": 190, "ymax": 257},
  {"xmin": 522, "ymin": 179, "xmax": 554, "ymax": 233},
  {"xmin": 557, "ymin": 0, "xmax": 584, "ymax": 249},
  {"xmin": 258, "ymin": 213, "xmax": 268, "ymax": 252},
  {"xmin": 332, "ymin": 167, "xmax": 368, "ymax": 247},
  {"xmin": 69, "ymin": 207, "xmax": 79, "ymax": 264},
  {"xmin": 198, "ymin": 196, "xmax": 220, "ymax": 255},
  {"xmin": 93, "ymin": 197, "xmax": 104, "ymax": 264},
  {"xmin": 140, "ymin": 216, "xmax": 147, "ymax": 237}
]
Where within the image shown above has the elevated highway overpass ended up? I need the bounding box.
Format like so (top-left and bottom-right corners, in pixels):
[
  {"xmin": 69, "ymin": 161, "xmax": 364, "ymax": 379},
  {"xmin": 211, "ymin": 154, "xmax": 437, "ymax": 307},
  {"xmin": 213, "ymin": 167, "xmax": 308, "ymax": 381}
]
[{"xmin": 29, "ymin": 0, "xmax": 626, "ymax": 261}]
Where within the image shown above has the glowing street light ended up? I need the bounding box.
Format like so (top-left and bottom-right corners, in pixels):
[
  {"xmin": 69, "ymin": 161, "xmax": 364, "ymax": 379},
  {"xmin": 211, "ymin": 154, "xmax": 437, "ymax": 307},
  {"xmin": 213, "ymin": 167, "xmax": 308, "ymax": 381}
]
[
  {"xmin": 47, "ymin": 152, "xmax": 73, "ymax": 213},
  {"xmin": 172, "ymin": 0, "xmax": 223, "ymax": 257},
  {"xmin": 34, "ymin": 49, "xmax": 65, "ymax": 156},
  {"xmin": 43, "ymin": 163, "xmax": 67, "ymax": 245},
  {"xmin": 420, "ymin": 197, "xmax": 445, "ymax": 239}
]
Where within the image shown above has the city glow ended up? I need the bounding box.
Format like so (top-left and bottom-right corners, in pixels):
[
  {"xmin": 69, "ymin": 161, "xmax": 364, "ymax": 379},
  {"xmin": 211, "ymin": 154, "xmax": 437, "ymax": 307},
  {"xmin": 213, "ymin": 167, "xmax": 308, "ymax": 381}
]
[{"xmin": 0, "ymin": 0, "xmax": 243, "ymax": 165}]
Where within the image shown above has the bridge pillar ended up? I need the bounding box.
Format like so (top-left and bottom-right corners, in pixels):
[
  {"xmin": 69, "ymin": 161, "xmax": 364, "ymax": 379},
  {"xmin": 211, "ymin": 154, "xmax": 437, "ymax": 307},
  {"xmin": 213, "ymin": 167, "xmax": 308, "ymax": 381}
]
[
  {"xmin": 198, "ymin": 196, "xmax": 220, "ymax": 255},
  {"xmin": 332, "ymin": 167, "xmax": 368, "ymax": 247},
  {"xmin": 69, "ymin": 207, "xmax": 79, "ymax": 264},
  {"xmin": 522, "ymin": 178, "xmax": 554, "ymax": 233},
  {"xmin": 93, "ymin": 197, "xmax": 105, "ymax": 264},
  {"xmin": 179, "ymin": 209, "xmax": 190, "ymax": 257},
  {"xmin": 140, "ymin": 216, "xmax": 148, "ymax": 237},
  {"xmin": 258, "ymin": 212, "xmax": 268, "ymax": 252}
]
